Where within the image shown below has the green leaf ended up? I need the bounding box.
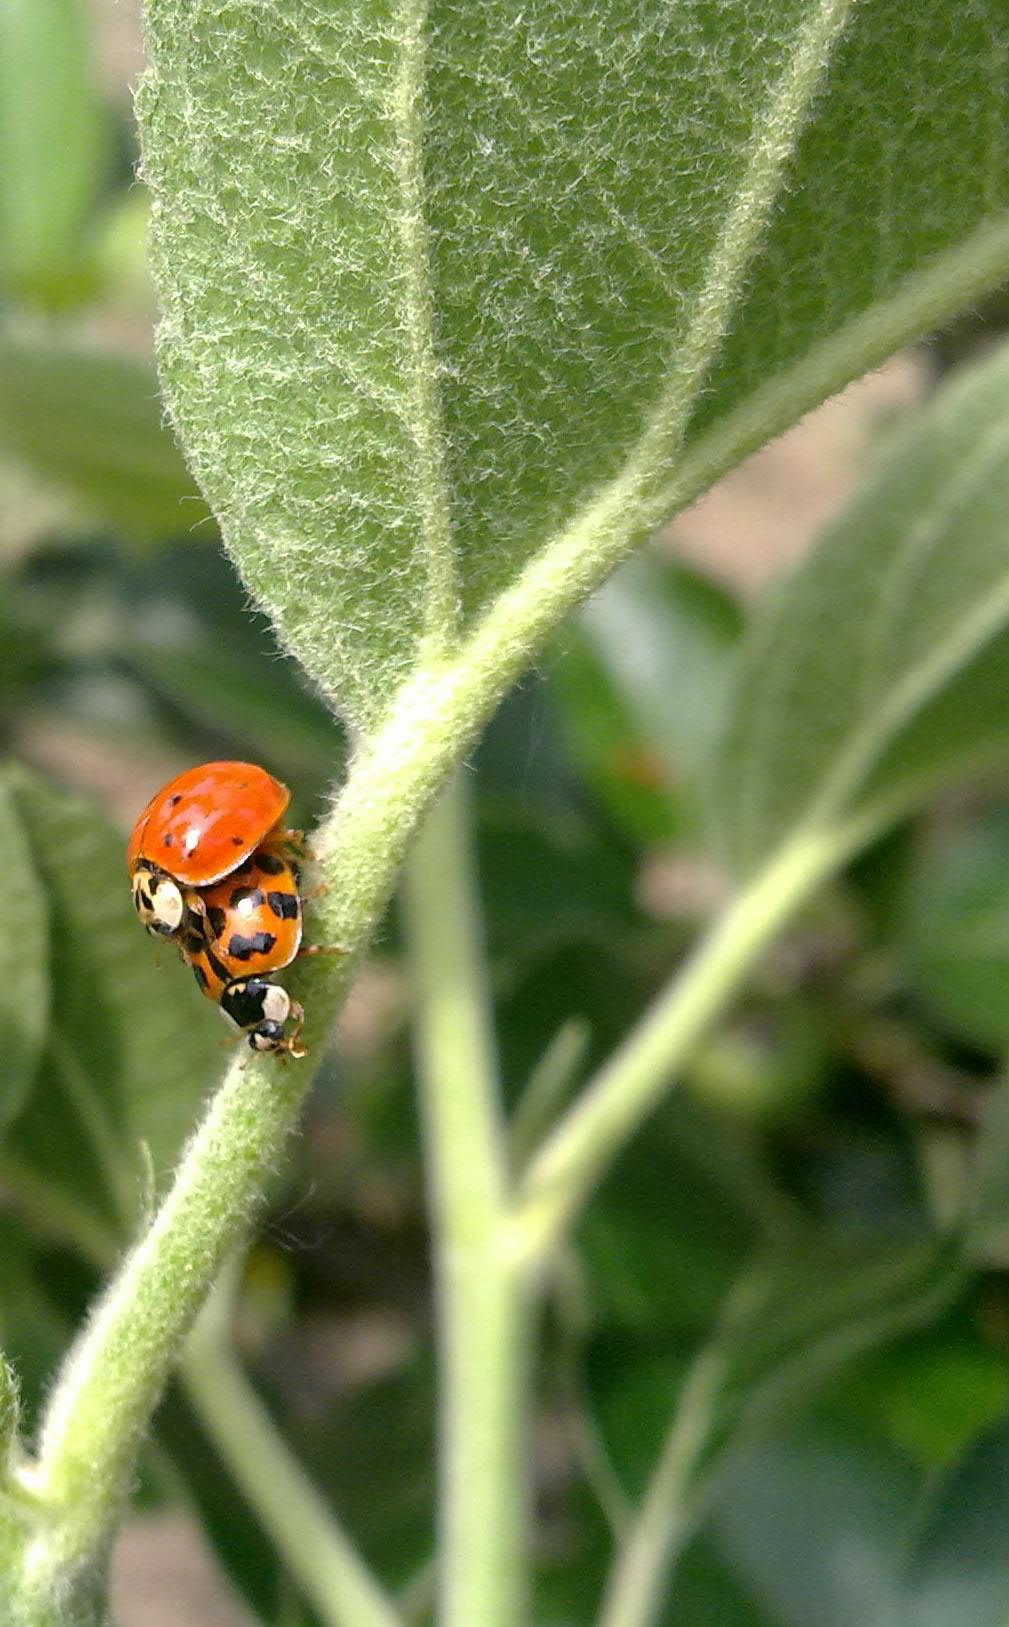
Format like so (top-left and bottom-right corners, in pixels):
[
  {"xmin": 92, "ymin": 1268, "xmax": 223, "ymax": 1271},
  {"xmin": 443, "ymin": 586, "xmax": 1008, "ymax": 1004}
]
[
  {"xmin": 842, "ymin": 1329, "xmax": 1009, "ymax": 1471},
  {"xmin": 0, "ymin": 1220, "xmax": 77, "ymax": 1431},
  {"xmin": 902, "ymin": 809, "xmax": 1009, "ymax": 1054},
  {"xmin": 477, "ymin": 805, "xmax": 640, "ymax": 973},
  {"xmin": 896, "ymin": 1415, "xmax": 1009, "ymax": 1627},
  {"xmin": 0, "ymin": 773, "xmax": 48, "ymax": 1124},
  {"xmin": 715, "ymin": 344, "xmax": 1009, "ymax": 874},
  {"xmin": 289, "ymin": 1359, "xmax": 436, "ymax": 1587},
  {"xmin": 0, "ymin": 0, "xmax": 105, "ymax": 303},
  {"xmin": 1, "ymin": 765, "xmax": 222, "ymax": 1232},
  {"xmin": 137, "ymin": 0, "xmax": 1009, "ymax": 730},
  {"xmin": 552, "ymin": 555, "xmax": 741, "ymax": 842},
  {"xmin": 685, "ymin": 4, "xmax": 1009, "ymax": 451},
  {"xmin": 714, "ymin": 1421, "xmax": 920, "ymax": 1627},
  {"xmin": 666, "ymin": 1541, "xmax": 777, "ymax": 1627},
  {"xmin": 591, "ymin": 1231, "xmax": 962, "ymax": 1523},
  {"xmin": 0, "ymin": 335, "xmax": 211, "ymax": 541},
  {"xmin": 965, "ymin": 1075, "xmax": 1009, "ymax": 1261},
  {"xmin": 705, "ymin": 1238, "xmax": 965, "ymax": 1472},
  {"xmin": 580, "ymin": 1103, "xmax": 759, "ymax": 1338}
]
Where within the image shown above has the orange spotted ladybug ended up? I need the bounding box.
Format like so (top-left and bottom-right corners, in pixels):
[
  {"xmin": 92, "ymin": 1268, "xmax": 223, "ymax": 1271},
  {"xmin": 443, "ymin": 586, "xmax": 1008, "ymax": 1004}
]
[
  {"xmin": 179, "ymin": 851, "xmax": 308, "ymax": 1058},
  {"xmin": 128, "ymin": 761, "xmax": 300, "ymax": 940},
  {"xmin": 127, "ymin": 761, "xmax": 336, "ymax": 1059}
]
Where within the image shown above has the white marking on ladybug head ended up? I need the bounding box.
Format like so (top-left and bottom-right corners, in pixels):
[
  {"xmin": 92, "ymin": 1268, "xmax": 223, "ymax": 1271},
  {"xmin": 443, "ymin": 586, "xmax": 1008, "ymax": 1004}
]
[{"xmin": 132, "ymin": 867, "xmax": 184, "ymax": 935}]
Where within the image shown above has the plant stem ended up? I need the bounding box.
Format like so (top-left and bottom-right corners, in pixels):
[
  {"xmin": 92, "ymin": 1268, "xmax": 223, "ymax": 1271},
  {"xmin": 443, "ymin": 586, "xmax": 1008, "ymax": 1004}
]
[
  {"xmin": 596, "ymin": 1345, "xmax": 729, "ymax": 1627},
  {"xmin": 402, "ymin": 773, "xmax": 529, "ymax": 1627},
  {"xmin": 15, "ymin": 1057, "xmax": 323, "ymax": 1610},
  {"xmin": 509, "ymin": 1018, "xmax": 591, "ymax": 1175},
  {"xmin": 507, "ymin": 820, "xmax": 860, "ymax": 1273},
  {"xmin": 182, "ymin": 1295, "xmax": 403, "ymax": 1627}
]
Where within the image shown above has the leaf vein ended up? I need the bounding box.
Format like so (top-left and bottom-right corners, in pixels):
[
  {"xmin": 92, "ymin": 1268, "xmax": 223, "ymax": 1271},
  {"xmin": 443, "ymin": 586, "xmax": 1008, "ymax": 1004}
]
[{"xmin": 393, "ymin": 0, "xmax": 457, "ymax": 657}]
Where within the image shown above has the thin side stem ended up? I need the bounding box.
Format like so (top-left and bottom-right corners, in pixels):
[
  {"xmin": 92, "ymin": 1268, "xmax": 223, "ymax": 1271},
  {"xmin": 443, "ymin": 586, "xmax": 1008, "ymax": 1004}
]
[
  {"xmin": 182, "ymin": 1303, "xmax": 402, "ymax": 1627},
  {"xmin": 507, "ymin": 818, "xmax": 868, "ymax": 1273},
  {"xmin": 595, "ymin": 1273, "xmax": 768, "ymax": 1627},
  {"xmin": 596, "ymin": 1347, "xmax": 729, "ymax": 1627},
  {"xmin": 402, "ymin": 773, "xmax": 529, "ymax": 1627}
]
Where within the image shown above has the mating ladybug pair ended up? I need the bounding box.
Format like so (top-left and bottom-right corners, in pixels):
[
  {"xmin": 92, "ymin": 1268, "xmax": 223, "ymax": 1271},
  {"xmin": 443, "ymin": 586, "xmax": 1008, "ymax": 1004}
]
[{"xmin": 128, "ymin": 761, "xmax": 324, "ymax": 1058}]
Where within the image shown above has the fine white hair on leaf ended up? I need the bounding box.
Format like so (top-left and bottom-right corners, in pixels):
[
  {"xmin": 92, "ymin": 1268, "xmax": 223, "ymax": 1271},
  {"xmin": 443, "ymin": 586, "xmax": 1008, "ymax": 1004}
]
[{"xmin": 137, "ymin": 0, "xmax": 1009, "ymax": 734}]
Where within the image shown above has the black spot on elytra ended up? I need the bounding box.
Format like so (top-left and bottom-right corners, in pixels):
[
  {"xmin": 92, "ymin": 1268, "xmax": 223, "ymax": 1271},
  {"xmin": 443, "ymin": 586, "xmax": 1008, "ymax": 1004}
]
[
  {"xmin": 183, "ymin": 929, "xmax": 205, "ymax": 956},
  {"xmin": 227, "ymin": 930, "xmax": 276, "ymax": 961},
  {"xmin": 162, "ymin": 833, "xmax": 174, "ymax": 847},
  {"xmin": 229, "ymin": 885, "xmax": 265, "ymax": 910},
  {"xmin": 205, "ymin": 905, "xmax": 227, "ymax": 939},
  {"xmin": 231, "ymin": 834, "xmax": 245, "ymax": 847},
  {"xmin": 267, "ymin": 890, "xmax": 299, "ymax": 920},
  {"xmin": 168, "ymin": 793, "xmax": 182, "ymax": 806},
  {"xmin": 255, "ymin": 851, "xmax": 285, "ymax": 875},
  {"xmin": 192, "ymin": 963, "xmax": 209, "ymax": 991}
]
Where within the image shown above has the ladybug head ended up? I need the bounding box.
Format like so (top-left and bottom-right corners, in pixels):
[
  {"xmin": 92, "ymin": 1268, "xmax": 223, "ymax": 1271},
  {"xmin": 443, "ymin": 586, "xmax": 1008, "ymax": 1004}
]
[{"xmin": 131, "ymin": 864, "xmax": 185, "ymax": 937}]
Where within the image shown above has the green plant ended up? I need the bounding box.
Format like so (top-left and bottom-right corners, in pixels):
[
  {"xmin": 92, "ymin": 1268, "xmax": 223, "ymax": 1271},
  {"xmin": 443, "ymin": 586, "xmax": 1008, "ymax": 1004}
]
[{"xmin": 6, "ymin": 2, "xmax": 1009, "ymax": 1625}]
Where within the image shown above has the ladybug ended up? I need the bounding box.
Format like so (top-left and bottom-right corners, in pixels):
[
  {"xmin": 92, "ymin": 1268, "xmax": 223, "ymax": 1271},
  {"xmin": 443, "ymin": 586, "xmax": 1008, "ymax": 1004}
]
[
  {"xmin": 128, "ymin": 761, "xmax": 299, "ymax": 940},
  {"xmin": 178, "ymin": 851, "xmax": 308, "ymax": 1057}
]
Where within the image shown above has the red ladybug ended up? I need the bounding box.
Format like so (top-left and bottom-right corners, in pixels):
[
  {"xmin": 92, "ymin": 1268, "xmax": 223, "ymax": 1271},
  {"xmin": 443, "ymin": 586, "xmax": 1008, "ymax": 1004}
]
[{"xmin": 128, "ymin": 761, "xmax": 299, "ymax": 939}]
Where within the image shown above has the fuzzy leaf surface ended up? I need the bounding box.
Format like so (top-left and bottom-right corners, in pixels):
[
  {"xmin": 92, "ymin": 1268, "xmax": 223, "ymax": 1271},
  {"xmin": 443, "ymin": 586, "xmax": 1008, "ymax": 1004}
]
[
  {"xmin": 714, "ymin": 345, "xmax": 1009, "ymax": 873},
  {"xmin": 137, "ymin": 0, "xmax": 1009, "ymax": 728}
]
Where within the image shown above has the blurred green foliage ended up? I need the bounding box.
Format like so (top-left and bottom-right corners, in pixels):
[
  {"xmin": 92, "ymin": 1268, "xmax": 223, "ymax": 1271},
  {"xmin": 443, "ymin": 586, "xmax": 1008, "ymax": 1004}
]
[{"xmin": 5, "ymin": 4, "xmax": 1009, "ymax": 1626}]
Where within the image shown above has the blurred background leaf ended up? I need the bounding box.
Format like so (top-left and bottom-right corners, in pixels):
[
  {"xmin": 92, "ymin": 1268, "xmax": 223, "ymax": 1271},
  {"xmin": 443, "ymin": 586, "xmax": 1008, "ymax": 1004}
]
[
  {"xmin": 0, "ymin": 765, "xmax": 223, "ymax": 1237},
  {"xmin": 552, "ymin": 555, "xmax": 742, "ymax": 844},
  {"xmin": 0, "ymin": 336, "xmax": 210, "ymax": 541},
  {"xmin": 0, "ymin": 773, "xmax": 48, "ymax": 1123},
  {"xmin": 0, "ymin": 0, "xmax": 105, "ymax": 307},
  {"xmin": 714, "ymin": 345, "xmax": 1009, "ymax": 873},
  {"xmin": 902, "ymin": 809, "xmax": 1009, "ymax": 1055}
]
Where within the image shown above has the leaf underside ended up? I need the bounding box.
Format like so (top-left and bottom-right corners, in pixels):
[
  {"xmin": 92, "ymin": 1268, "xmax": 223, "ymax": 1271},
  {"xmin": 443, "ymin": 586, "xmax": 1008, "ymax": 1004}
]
[
  {"xmin": 714, "ymin": 343, "xmax": 1009, "ymax": 873},
  {"xmin": 138, "ymin": 0, "xmax": 1009, "ymax": 728}
]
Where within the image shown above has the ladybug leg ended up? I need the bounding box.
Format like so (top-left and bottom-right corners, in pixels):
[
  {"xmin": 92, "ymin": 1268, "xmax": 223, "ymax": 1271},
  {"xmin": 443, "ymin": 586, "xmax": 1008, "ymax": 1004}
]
[
  {"xmin": 281, "ymin": 999, "xmax": 308, "ymax": 1061},
  {"xmin": 296, "ymin": 943, "xmax": 348, "ymax": 960},
  {"xmin": 182, "ymin": 885, "xmax": 208, "ymax": 923},
  {"xmin": 263, "ymin": 827, "xmax": 314, "ymax": 862}
]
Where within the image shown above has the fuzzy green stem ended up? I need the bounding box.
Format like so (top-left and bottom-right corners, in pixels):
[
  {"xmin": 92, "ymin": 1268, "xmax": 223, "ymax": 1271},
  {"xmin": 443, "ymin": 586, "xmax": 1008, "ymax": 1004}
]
[
  {"xmin": 16, "ymin": 1059, "xmax": 322, "ymax": 1609},
  {"xmin": 402, "ymin": 774, "xmax": 529, "ymax": 1627},
  {"xmin": 182, "ymin": 1302, "xmax": 402, "ymax": 1627}
]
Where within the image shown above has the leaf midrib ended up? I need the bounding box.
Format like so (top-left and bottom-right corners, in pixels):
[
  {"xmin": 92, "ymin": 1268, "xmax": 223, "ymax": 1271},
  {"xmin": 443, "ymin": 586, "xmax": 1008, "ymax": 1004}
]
[{"xmin": 393, "ymin": 0, "xmax": 457, "ymax": 658}]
